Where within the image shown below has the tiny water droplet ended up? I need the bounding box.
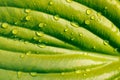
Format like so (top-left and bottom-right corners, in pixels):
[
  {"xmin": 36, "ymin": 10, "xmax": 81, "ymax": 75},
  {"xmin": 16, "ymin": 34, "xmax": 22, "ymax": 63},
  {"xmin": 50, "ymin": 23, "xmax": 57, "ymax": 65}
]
[
  {"xmin": 53, "ymin": 15, "xmax": 59, "ymax": 21},
  {"xmin": 71, "ymin": 38, "xmax": 74, "ymax": 41},
  {"xmin": 25, "ymin": 9, "xmax": 31, "ymax": 13},
  {"xmin": 66, "ymin": 0, "xmax": 72, "ymax": 3},
  {"xmin": 25, "ymin": 16, "xmax": 31, "ymax": 21},
  {"xmin": 17, "ymin": 71, "xmax": 22, "ymax": 78},
  {"xmin": 30, "ymin": 72, "xmax": 38, "ymax": 77},
  {"xmin": 38, "ymin": 23, "xmax": 46, "ymax": 28},
  {"xmin": 20, "ymin": 54, "xmax": 25, "ymax": 58},
  {"xmin": 86, "ymin": 9, "xmax": 92, "ymax": 15},
  {"xmin": 114, "ymin": 48, "xmax": 118, "ymax": 52},
  {"xmin": 61, "ymin": 72, "xmax": 65, "ymax": 75},
  {"xmin": 1, "ymin": 23, "xmax": 8, "ymax": 29},
  {"xmin": 38, "ymin": 39, "xmax": 42, "ymax": 43},
  {"xmin": 39, "ymin": 44, "xmax": 46, "ymax": 48},
  {"xmin": 75, "ymin": 70, "xmax": 81, "ymax": 74},
  {"xmin": 64, "ymin": 28, "xmax": 68, "ymax": 32},
  {"xmin": 12, "ymin": 29, "xmax": 18, "ymax": 35},
  {"xmin": 36, "ymin": 32, "xmax": 44, "ymax": 37},
  {"xmin": 79, "ymin": 33, "xmax": 83, "ymax": 37},
  {"xmin": 92, "ymin": 46, "xmax": 96, "ymax": 49},
  {"xmin": 26, "ymin": 51, "xmax": 31, "ymax": 55},
  {"xmin": 90, "ymin": 16, "xmax": 95, "ymax": 20},
  {"xmin": 85, "ymin": 69, "xmax": 91, "ymax": 72},
  {"xmin": 70, "ymin": 22, "xmax": 78, "ymax": 28},
  {"xmin": 85, "ymin": 20, "xmax": 90, "ymax": 25},
  {"xmin": 49, "ymin": 1, "xmax": 53, "ymax": 5},
  {"xmin": 103, "ymin": 40, "xmax": 108, "ymax": 45},
  {"xmin": 83, "ymin": 73, "xmax": 87, "ymax": 76},
  {"xmin": 104, "ymin": 7, "xmax": 108, "ymax": 10},
  {"xmin": 33, "ymin": 37, "xmax": 38, "ymax": 40}
]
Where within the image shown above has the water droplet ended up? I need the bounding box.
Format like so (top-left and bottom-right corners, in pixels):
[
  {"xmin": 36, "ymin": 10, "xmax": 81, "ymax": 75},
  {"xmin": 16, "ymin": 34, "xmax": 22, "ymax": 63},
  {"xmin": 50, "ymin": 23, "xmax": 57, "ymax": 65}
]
[
  {"xmin": 71, "ymin": 38, "xmax": 74, "ymax": 41},
  {"xmin": 114, "ymin": 48, "xmax": 118, "ymax": 52},
  {"xmin": 61, "ymin": 72, "xmax": 65, "ymax": 75},
  {"xmin": 79, "ymin": 33, "xmax": 83, "ymax": 37},
  {"xmin": 17, "ymin": 71, "xmax": 22, "ymax": 78},
  {"xmin": 86, "ymin": 9, "xmax": 92, "ymax": 15},
  {"xmin": 92, "ymin": 46, "xmax": 96, "ymax": 49},
  {"xmin": 85, "ymin": 20, "xmax": 90, "ymax": 25},
  {"xmin": 64, "ymin": 28, "xmax": 68, "ymax": 32},
  {"xmin": 66, "ymin": 0, "xmax": 72, "ymax": 3},
  {"xmin": 53, "ymin": 15, "xmax": 59, "ymax": 21},
  {"xmin": 104, "ymin": 7, "xmax": 108, "ymax": 10},
  {"xmin": 12, "ymin": 29, "xmax": 18, "ymax": 35},
  {"xmin": 85, "ymin": 69, "xmax": 91, "ymax": 72},
  {"xmin": 33, "ymin": 37, "xmax": 38, "ymax": 41},
  {"xmin": 25, "ymin": 9, "xmax": 31, "ymax": 13},
  {"xmin": 103, "ymin": 40, "xmax": 108, "ymax": 45},
  {"xmin": 38, "ymin": 23, "xmax": 46, "ymax": 28},
  {"xmin": 90, "ymin": 16, "xmax": 95, "ymax": 20},
  {"xmin": 49, "ymin": 1, "xmax": 53, "ymax": 5},
  {"xmin": 20, "ymin": 54, "xmax": 25, "ymax": 58},
  {"xmin": 30, "ymin": 72, "xmax": 38, "ymax": 77},
  {"xmin": 39, "ymin": 44, "xmax": 46, "ymax": 48},
  {"xmin": 26, "ymin": 51, "xmax": 31, "ymax": 55},
  {"xmin": 70, "ymin": 22, "xmax": 78, "ymax": 28},
  {"xmin": 1, "ymin": 23, "xmax": 8, "ymax": 29},
  {"xmin": 38, "ymin": 39, "xmax": 42, "ymax": 43},
  {"xmin": 83, "ymin": 73, "xmax": 87, "ymax": 76},
  {"xmin": 25, "ymin": 16, "xmax": 31, "ymax": 21},
  {"xmin": 75, "ymin": 70, "xmax": 81, "ymax": 73},
  {"xmin": 36, "ymin": 32, "xmax": 44, "ymax": 37}
]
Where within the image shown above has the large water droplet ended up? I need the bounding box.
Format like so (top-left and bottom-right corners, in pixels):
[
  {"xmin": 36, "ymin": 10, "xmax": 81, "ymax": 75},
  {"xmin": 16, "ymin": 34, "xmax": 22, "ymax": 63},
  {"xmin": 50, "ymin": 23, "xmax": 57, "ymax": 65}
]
[
  {"xmin": 17, "ymin": 71, "xmax": 22, "ymax": 78},
  {"xmin": 66, "ymin": 0, "xmax": 72, "ymax": 3},
  {"xmin": 30, "ymin": 72, "xmax": 38, "ymax": 77},
  {"xmin": 38, "ymin": 23, "xmax": 46, "ymax": 28},
  {"xmin": 53, "ymin": 15, "xmax": 59, "ymax": 21},
  {"xmin": 1, "ymin": 23, "xmax": 8, "ymax": 29},
  {"xmin": 25, "ymin": 9, "xmax": 31, "ymax": 13},
  {"xmin": 85, "ymin": 20, "xmax": 90, "ymax": 25},
  {"xmin": 70, "ymin": 22, "xmax": 78, "ymax": 28},
  {"xmin": 86, "ymin": 9, "xmax": 92, "ymax": 15},
  {"xmin": 36, "ymin": 32, "xmax": 44, "ymax": 37},
  {"xmin": 25, "ymin": 16, "xmax": 31, "ymax": 21},
  {"xmin": 12, "ymin": 29, "xmax": 18, "ymax": 35}
]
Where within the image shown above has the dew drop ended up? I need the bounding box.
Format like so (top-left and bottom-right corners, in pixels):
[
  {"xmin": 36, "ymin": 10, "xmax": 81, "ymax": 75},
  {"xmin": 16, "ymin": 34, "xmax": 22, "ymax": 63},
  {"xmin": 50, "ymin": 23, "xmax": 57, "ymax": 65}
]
[
  {"xmin": 17, "ymin": 71, "xmax": 22, "ymax": 78},
  {"xmin": 66, "ymin": 0, "xmax": 72, "ymax": 3},
  {"xmin": 39, "ymin": 44, "xmax": 46, "ymax": 48},
  {"xmin": 64, "ymin": 28, "xmax": 68, "ymax": 32},
  {"xmin": 38, "ymin": 39, "xmax": 42, "ymax": 43},
  {"xmin": 79, "ymin": 33, "xmax": 83, "ymax": 37},
  {"xmin": 25, "ymin": 16, "xmax": 31, "ymax": 21},
  {"xmin": 1, "ymin": 23, "xmax": 8, "ymax": 29},
  {"xmin": 49, "ymin": 1, "xmax": 53, "ymax": 5},
  {"xmin": 26, "ymin": 51, "xmax": 31, "ymax": 55},
  {"xmin": 85, "ymin": 69, "xmax": 91, "ymax": 72},
  {"xmin": 33, "ymin": 37, "xmax": 38, "ymax": 41},
  {"xmin": 30, "ymin": 72, "xmax": 38, "ymax": 77},
  {"xmin": 75, "ymin": 70, "xmax": 81, "ymax": 74},
  {"xmin": 53, "ymin": 15, "xmax": 59, "ymax": 21},
  {"xmin": 85, "ymin": 20, "xmax": 90, "ymax": 25},
  {"xmin": 71, "ymin": 38, "xmax": 74, "ymax": 41},
  {"xmin": 104, "ymin": 6, "xmax": 108, "ymax": 10},
  {"xmin": 83, "ymin": 73, "xmax": 87, "ymax": 76},
  {"xmin": 86, "ymin": 9, "xmax": 92, "ymax": 15},
  {"xmin": 20, "ymin": 54, "xmax": 25, "ymax": 58},
  {"xmin": 25, "ymin": 9, "xmax": 31, "ymax": 13},
  {"xmin": 38, "ymin": 23, "xmax": 46, "ymax": 28},
  {"xmin": 12, "ymin": 29, "xmax": 18, "ymax": 35},
  {"xmin": 92, "ymin": 46, "xmax": 96, "ymax": 49},
  {"xmin": 61, "ymin": 72, "xmax": 65, "ymax": 75},
  {"xmin": 70, "ymin": 22, "xmax": 78, "ymax": 28},
  {"xmin": 103, "ymin": 40, "xmax": 108, "ymax": 45},
  {"xmin": 36, "ymin": 32, "xmax": 44, "ymax": 37},
  {"xmin": 90, "ymin": 16, "xmax": 95, "ymax": 20}
]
